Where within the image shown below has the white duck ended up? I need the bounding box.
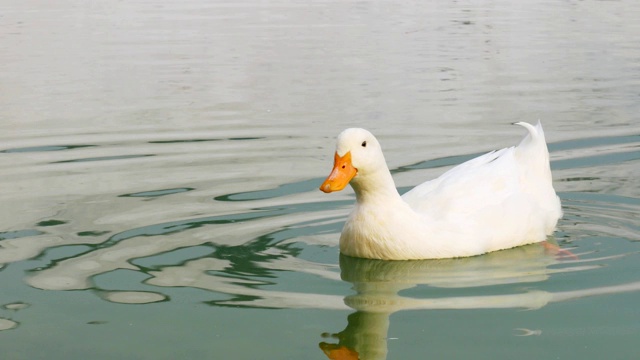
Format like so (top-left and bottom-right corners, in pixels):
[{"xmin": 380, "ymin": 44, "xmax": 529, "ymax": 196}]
[{"xmin": 320, "ymin": 121, "xmax": 562, "ymax": 260}]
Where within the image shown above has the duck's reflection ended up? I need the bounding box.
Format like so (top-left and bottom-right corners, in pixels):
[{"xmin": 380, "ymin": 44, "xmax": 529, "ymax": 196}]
[
  {"xmin": 319, "ymin": 245, "xmax": 602, "ymax": 360},
  {"xmin": 320, "ymin": 311, "xmax": 388, "ymax": 360}
]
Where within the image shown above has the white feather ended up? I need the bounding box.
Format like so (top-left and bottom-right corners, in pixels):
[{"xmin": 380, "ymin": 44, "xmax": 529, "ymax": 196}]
[{"xmin": 330, "ymin": 121, "xmax": 562, "ymax": 260}]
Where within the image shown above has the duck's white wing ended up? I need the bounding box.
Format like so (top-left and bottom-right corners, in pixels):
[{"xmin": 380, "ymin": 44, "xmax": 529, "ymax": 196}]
[
  {"xmin": 401, "ymin": 145, "xmax": 519, "ymax": 217},
  {"xmin": 402, "ymin": 122, "xmax": 560, "ymax": 235}
]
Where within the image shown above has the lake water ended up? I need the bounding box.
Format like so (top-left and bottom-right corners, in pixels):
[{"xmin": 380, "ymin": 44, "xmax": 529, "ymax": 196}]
[{"xmin": 1, "ymin": 0, "xmax": 639, "ymax": 359}]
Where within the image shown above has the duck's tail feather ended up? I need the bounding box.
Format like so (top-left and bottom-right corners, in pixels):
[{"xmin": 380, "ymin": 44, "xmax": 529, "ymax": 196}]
[{"xmin": 513, "ymin": 120, "xmax": 547, "ymax": 150}]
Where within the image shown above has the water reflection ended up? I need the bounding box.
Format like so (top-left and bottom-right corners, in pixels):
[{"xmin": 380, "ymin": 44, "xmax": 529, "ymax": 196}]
[
  {"xmin": 2, "ymin": 0, "xmax": 640, "ymax": 357},
  {"xmin": 0, "ymin": 133, "xmax": 637, "ymax": 359},
  {"xmin": 0, "ymin": 129, "xmax": 638, "ymax": 357},
  {"xmin": 320, "ymin": 312, "xmax": 385, "ymax": 360},
  {"xmin": 0, "ymin": 132, "xmax": 635, "ymax": 315},
  {"xmin": 321, "ymin": 249, "xmax": 565, "ymax": 360},
  {"xmin": 0, "ymin": 302, "xmax": 29, "ymax": 332},
  {"xmin": 0, "ymin": 318, "xmax": 18, "ymax": 332},
  {"xmin": 320, "ymin": 251, "xmax": 639, "ymax": 360},
  {"xmin": 97, "ymin": 290, "xmax": 168, "ymax": 305}
]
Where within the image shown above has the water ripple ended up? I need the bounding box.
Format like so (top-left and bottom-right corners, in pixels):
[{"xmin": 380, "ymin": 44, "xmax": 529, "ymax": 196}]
[{"xmin": 0, "ymin": 128, "xmax": 636, "ymax": 316}]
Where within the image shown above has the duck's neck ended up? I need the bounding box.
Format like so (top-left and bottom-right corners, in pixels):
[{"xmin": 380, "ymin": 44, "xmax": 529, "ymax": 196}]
[{"xmin": 350, "ymin": 167, "xmax": 401, "ymax": 204}]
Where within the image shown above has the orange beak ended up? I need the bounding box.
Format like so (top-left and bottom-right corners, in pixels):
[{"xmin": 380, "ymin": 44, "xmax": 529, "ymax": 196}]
[{"xmin": 320, "ymin": 151, "xmax": 357, "ymax": 193}]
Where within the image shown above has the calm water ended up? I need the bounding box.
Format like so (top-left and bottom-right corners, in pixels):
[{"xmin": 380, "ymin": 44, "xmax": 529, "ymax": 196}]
[{"xmin": 1, "ymin": 0, "xmax": 640, "ymax": 359}]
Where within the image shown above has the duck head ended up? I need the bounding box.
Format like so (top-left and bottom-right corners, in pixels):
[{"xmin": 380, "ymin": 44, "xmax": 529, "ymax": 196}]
[{"xmin": 320, "ymin": 128, "xmax": 389, "ymax": 193}]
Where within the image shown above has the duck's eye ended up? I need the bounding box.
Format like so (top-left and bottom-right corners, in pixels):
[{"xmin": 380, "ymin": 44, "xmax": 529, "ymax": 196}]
[{"xmin": 361, "ymin": 141, "xmax": 367, "ymax": 147}]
